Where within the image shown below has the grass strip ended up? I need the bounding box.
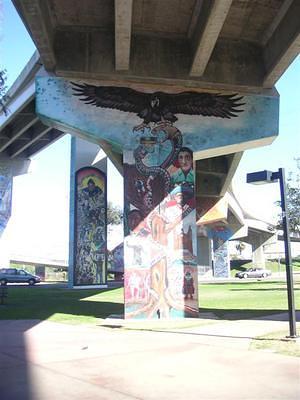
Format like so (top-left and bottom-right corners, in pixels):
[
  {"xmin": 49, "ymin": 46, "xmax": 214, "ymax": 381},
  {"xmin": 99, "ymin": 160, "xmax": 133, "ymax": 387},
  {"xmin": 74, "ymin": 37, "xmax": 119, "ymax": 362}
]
[{"xmin": 250, "ymin": 329, "xmax": 300, "ymax": 357}]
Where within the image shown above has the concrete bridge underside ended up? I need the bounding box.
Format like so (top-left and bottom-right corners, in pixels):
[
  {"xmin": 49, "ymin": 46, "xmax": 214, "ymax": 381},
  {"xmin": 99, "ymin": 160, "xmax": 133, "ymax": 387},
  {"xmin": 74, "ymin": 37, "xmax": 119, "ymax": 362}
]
[{"xmin": 13, "ymin": 0, "xmax": 300, "ymax": 90}]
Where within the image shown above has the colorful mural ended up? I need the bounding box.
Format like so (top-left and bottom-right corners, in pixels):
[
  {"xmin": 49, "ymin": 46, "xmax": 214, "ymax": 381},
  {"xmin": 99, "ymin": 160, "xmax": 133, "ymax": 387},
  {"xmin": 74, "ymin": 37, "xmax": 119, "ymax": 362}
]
[
  {"xmin": 35, "ymin": 78, "xmax": 279, "ymax": 316},
  {"xmin": 36, "ymin": 77, "xmax": 279, "ymax": 159},
  {"xmin": 123, "ymin": 122, "xmax": 199, "ymax": 319},
  {"xmin": 108, "ymin": 242, "xmax": 124, "ymax": 274},
  {"xmin": 207, "ymin": 224, "xmax": 232, "ymax": 278},
  {"xmin": 74, "ymin": 167, "xmax": 107, "ymax": 285}
]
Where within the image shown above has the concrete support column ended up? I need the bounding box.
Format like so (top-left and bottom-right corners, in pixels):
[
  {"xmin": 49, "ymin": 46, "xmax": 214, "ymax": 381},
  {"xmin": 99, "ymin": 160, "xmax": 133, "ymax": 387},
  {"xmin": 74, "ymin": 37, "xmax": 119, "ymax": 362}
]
[
  {"xmin": 0, "ymin": 169, "xmax": 13, "ymax": 238},
  {"xmin": 252, "ymin": 240, "xmax": 266, "ymax": 269},
  {"xmin": 208, "ymin": 224, "xmax": 232, "ymax": 278},
  {"xmin": 212, "ymin": 237, "xmax": 230, "ymax": 278},
  {"xmin": 245, "ymin": 232, "xmax": 277, "ymax": 270},
  {"xmin": 196, "ymin": 235, "xmax": 213, "ymax": 276},
  {"xmin": 123, "ymin": 127, "xmax": 199, "ymax": 319},
  {"xmin": 68, "ymin": 137, "xmax": 108, "ymax": 288},
  {"xmin": 35, "ymin": 265, "xmax": 46, "ymax": 281},
  {"xmin": 0, "ymin": 155, "xmax": 30, "ymax": 266},
  {"xmin": 0, "ymin": 155, "xmax": 30, "ymax": 238}
]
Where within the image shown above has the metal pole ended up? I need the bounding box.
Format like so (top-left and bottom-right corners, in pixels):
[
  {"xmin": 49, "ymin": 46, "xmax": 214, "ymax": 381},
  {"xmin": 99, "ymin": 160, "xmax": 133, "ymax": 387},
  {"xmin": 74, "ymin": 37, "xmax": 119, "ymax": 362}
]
[{"xmin": 277, "ymin": 168, "xmax": 297, "ymax": 338}]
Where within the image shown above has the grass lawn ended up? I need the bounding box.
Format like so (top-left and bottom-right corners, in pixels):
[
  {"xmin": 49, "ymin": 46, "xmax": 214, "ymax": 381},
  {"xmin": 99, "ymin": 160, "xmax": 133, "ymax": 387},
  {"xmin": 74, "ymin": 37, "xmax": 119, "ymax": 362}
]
[
  {"xmin": 250, "ymin": 330, "xmax": 300, "ymax": 357},
  {"xmin": 0, "ymin": 280, "xmax": 299, "ymax": 324},
  {"xmin": 200, "ymin": 280, "xmax": 300, "ymax": 319},
  {"xmin": 0, "ymin": 286, "xmax": 124, "ymax": 324}
]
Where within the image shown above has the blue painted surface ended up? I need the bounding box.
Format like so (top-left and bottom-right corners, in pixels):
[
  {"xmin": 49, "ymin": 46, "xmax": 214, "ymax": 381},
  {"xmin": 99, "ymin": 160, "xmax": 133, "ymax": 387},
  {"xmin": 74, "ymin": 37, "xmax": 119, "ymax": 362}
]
[
  {"xmin": 213, "ymin": 240, "xmax": 230, "ymax": 278},
  {"xmin": 207, "ymin": 225, "xmax": 232, "ymax": 278},
  {"xmin": 36, "ymin": 78, "xmax": 279, "ymax": 155}
]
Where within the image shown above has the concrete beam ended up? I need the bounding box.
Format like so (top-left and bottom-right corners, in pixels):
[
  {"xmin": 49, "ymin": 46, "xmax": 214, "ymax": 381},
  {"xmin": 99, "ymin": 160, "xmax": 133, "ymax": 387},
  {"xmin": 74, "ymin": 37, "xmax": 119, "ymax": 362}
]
[
  {"xmin": 220, "ymin": 152, "xmax": 243, "ymax": 196},
  {"xmin": 187, "ymin": 0, "xmax": 204, "ymax": 40},
  {"xmin": 8, "ymin": 121, "xmax": 52, "ymax": 158},
  {"xmin": 0, "ymin": 154, "xmax": 31, "ymax": 176},
  {"xmin": 101, "ymin": 142, "xmax": 123, "ymax": 176},
  {"xmin": 261, "ymin": 0, "xmax": 294, "ymax": 46},
  {"xmin": 35, "ymin": 108, "xmax": 123, "ymax": 174},
  {"xmin": 0, "ymin": 82, "xmax": 35, "ymax": 131},
  {"xmin": 0, "ymin": 115, "xmax": 39, "ymax": 152},
  {"xmin": 190, "ymin": 0, "xmax": 233, "ymax": 77},
  {"xmin": 55, "ymin": 32, "xmax": 267, "ymax": 93},
  {"xmin": 4, "ymin": 51, "xmax": 41, "ymax": 101},
  {"xmin": 22, "ymin": 129, "xmax": 63, "ymax": 158},
  {"xmin": 263, "ymin": 0, "xmax": 300, "ymax": 87},
  {"xmin": 115, "ymin": 0, "xmax": 133, "ymax": 71},
  {"xmin": 12, "ymin": 0, "xmax": 56, "ymax": 70}
]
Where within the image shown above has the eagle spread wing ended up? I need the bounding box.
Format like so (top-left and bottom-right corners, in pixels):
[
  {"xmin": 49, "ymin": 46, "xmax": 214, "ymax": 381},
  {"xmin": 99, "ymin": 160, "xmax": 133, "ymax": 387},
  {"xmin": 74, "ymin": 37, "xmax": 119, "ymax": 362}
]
[
  {"xmin": 71, "ymin": 83, "xmax": 150, "ymax": 114},
  {"xmin": 160, "ymin": 92, "xmax": 244, "ymax": 118},
  {"xmin": 72, "ymin": 82, "xmax": 244, "ymax": 119}
]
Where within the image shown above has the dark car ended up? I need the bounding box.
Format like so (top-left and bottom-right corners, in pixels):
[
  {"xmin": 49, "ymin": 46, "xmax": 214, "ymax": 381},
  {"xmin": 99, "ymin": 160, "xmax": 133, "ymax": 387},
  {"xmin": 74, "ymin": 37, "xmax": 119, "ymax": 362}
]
[
  {"xmin": 235, "ymin": 267, "xmax": 272, "ymax": 279},
  {"xmin": 0, "ymin": 268, "xmax": 41, "ymax": 285}
]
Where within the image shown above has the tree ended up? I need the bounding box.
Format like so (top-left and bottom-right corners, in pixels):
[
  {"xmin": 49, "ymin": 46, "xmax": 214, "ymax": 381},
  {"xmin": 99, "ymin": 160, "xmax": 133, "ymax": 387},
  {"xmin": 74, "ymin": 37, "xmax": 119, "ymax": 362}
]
[
  {"xmin": 0, "ymin": 69, "xmax": 9, "ymax": 116},
  {"xmin": 107, "ymin": 202, "xmax": 123, "ymax": 225},
  {"xmin": 277, "ymin": 158, "xmax": 300, "ymax": 235}
]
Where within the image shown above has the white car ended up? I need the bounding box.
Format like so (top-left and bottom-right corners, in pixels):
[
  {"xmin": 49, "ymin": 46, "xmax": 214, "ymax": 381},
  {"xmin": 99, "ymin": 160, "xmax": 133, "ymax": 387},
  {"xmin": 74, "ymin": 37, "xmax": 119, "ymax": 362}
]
[{"xmin": 235, "ymin": 268, "xmax": 272, "ymax": 279}]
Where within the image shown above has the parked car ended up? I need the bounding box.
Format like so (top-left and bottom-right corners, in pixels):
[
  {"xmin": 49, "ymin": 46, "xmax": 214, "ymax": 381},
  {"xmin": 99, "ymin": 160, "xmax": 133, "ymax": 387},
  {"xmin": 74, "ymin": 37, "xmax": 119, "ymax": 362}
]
[
  {"xmin": 235, "ymin": 267, "xmax": 272, "ymax": 279},
  {"xmin": 0, "ymin": 268, "xmax": 41, "ymax": 285}
]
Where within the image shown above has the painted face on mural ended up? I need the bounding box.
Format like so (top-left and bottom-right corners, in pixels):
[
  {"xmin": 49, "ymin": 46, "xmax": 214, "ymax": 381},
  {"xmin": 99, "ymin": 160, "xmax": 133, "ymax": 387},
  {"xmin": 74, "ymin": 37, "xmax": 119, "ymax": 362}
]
[
  {"xmin": 150, "ymin": 96, "xmax": 160, "ymax": 109},
  {"xmin": 178, "ymin": 149, "xmax": 193, "ymax": 173},
  {"xmin": 128, "ymin": 210, "xmax": 143, "ymax": 232},
  {"xmin": 174, "ymin": 192, "xmax": 184, "ymax": 206},
  {"xmin": 88, "ymin": 179, "xmax": 96, "ymax": 190},
  {"xmin": 87, "ymin": 179, "xmax": 101, "ymax": 194}
]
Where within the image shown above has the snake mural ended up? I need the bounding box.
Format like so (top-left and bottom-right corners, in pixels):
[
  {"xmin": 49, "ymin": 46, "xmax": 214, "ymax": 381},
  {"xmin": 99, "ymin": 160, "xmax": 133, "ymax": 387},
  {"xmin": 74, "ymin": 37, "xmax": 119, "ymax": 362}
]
[
  {"xmin": 127, "ymin": 124, "xmax": 183, "ymax": 213},
  {"xmin": 71, "ymin": 82, "xmax": 244, "ymax": 318}
]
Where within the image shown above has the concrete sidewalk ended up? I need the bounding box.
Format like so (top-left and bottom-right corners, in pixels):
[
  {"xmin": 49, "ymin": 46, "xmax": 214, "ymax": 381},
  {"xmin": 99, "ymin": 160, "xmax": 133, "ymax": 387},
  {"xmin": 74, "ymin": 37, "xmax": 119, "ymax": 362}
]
[{"xmin": 0, "ymin": 315, "xmax": 299, "ymax": 400}]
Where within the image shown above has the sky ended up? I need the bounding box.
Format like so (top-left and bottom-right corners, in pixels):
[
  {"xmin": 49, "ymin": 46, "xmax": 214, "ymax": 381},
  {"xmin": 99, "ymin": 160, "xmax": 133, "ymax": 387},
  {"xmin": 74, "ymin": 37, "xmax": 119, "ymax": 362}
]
[
  {"xmin": 232, "ymin": 57, "xmax": 300, "ymax": 221},
  {"xmin": 0, "ymin": 0, "xmax": 299, "ymax": 264}
]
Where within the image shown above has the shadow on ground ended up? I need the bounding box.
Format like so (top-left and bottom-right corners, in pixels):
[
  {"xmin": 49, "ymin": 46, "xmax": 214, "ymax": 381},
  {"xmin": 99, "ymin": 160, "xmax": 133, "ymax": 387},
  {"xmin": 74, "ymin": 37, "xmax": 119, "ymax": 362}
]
[
  {"xmin": 0, "ymin": 286, "xmax": 124, "ymax": 321},
  {"xmin": 0, "ymin": 285, "xmax": 124, "ymax": 400},
  {"xmin": 0, "ymin": 320, "xmax": 37, "ymax": 400}
]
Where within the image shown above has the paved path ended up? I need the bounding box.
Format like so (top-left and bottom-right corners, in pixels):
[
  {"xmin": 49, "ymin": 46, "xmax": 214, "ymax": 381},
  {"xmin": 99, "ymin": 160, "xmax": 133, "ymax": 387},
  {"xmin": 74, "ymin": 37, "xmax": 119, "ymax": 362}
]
[{"xmin": 0, "ymin": 315, "xmax": 299, "ymax": 400}]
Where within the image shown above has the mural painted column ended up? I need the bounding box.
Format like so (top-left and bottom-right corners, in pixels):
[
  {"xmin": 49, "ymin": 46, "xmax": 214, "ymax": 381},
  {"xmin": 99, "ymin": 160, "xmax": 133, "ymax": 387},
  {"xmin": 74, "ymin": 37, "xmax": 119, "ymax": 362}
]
[
  {"xmin": 74, "ymin": 166, "xmax": 107, "ymax": 286},
  {"xmin": 68, "ymin": 137, "xmax": 108, "ymax": 288},
  {"xmin": 124, "ymin": 125, "xmax": 198, "ymax": 319},
  {"xmin": 207, "ymin": 224, "xmax": 232, "ymax": 278}
]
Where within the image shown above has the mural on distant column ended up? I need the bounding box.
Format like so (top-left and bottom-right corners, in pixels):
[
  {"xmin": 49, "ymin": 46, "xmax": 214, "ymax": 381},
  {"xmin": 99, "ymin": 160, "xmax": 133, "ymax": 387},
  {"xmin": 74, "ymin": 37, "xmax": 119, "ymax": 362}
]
[
  {"xmin": 70, "ymin": 82, "xmax": 244, "ymax": 317},
  {"xmin": 108, "ymin": 243, "xmax": 124, "ymax": 273},
  {"xmin": 74, "ymin": 167, "xmax": 107, "ymax": 285},
  {"xmin": 207, "ymin": 224, "xmax": 232, "ymax": 278}
]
